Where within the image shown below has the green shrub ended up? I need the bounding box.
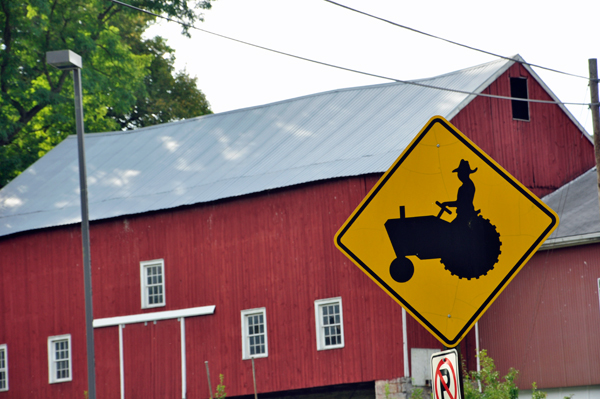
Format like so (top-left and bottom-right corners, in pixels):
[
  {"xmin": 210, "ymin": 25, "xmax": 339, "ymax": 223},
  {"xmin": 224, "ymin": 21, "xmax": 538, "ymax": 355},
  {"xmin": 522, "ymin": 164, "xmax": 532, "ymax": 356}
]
[{"xmin": 463, "ymin": 349, "xmax": 539, "ymax": 399}]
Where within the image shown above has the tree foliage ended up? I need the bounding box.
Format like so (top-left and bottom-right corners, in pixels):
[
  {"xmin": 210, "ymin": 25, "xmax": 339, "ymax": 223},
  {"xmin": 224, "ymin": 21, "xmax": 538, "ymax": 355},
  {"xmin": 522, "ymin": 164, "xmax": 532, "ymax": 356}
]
[
  {"xmin": 0, "ymin": 0, "xmax": 213, "ymax": 186},
  {"xmin": 108, "ymin": 35, "xmax": 211, "ymax": 129}
]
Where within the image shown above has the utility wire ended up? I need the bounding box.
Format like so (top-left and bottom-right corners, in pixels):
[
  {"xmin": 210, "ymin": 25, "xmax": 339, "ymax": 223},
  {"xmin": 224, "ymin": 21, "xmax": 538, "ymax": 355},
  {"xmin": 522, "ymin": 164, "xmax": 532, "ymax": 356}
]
[
  {"xmin": 324, "ymin": 0, "xmax": 590, "ymax": 81},
  {"xmin": 109, "ymin": 0, "xmax": 592, "ymax": 107}
]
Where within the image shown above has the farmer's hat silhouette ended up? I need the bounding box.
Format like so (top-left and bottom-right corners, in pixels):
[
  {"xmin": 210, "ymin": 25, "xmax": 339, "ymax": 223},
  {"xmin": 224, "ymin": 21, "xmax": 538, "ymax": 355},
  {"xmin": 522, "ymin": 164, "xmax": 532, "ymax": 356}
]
[{"xmin": 453, "ymin": 159, "xmax": 477, "ymax": 174}]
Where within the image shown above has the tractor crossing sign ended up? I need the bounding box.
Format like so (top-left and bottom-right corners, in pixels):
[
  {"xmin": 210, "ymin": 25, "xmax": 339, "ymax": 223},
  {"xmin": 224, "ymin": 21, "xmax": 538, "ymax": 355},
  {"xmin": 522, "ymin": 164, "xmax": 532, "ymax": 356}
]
[{"xmin": 334, "ymin": 116, "xmax": 558, "ymax": 347}]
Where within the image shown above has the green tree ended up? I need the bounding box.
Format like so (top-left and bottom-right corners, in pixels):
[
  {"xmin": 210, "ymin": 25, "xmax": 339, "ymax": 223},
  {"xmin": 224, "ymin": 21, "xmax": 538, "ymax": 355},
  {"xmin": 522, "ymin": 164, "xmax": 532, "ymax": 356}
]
[
  {"xmin": 0, "ymin": 0, "xmax": 213, "ymax": 186},
  {"xmin": 108, "ymin": 35, "xmax": 211, "ymax": 129}
]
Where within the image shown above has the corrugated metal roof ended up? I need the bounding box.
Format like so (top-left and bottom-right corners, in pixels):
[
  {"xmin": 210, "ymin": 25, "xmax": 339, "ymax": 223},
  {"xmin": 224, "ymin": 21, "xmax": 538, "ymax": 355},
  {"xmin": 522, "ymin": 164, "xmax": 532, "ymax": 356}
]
[
  {"xmin": 541, "ymin": 167, "xmax": 600, "ymax": 249},
  {"xmin": 0, "ymin": 56, "xmax": 570, "ymax": 238}
]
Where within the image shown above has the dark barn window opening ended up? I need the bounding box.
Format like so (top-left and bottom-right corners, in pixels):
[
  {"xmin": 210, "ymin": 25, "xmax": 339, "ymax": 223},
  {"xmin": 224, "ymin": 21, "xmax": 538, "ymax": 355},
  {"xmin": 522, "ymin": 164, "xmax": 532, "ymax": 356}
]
[{"xmin": 510, "ymin": 77, "xmax": 530, "ymax": 121}]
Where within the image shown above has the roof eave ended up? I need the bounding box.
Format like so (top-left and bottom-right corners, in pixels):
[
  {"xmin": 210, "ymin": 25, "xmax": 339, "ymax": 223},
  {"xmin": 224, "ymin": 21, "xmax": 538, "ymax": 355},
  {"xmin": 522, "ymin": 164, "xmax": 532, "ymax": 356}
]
[{"xmin": 539, "ymin": 232, "xmax": 600, "ymax": 250}]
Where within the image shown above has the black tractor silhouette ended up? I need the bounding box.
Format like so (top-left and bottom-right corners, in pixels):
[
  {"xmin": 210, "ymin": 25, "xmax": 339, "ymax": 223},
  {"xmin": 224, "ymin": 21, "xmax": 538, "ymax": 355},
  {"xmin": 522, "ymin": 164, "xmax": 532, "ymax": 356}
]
[{"xmin": 385, "ymin": 160, "xmax": 501, "ymax": 283}]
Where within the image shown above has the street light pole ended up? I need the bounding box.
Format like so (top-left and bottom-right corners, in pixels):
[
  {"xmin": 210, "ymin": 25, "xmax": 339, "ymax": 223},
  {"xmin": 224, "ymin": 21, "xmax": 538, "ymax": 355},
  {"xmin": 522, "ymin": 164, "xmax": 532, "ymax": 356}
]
[{"xmin": 46, "ymin": 50, "xmax": 96, "ymax": 399}]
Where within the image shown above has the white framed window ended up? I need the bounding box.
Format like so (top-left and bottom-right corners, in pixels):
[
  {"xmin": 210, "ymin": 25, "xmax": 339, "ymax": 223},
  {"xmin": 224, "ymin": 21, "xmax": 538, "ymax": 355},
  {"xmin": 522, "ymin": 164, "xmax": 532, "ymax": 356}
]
[
  {"xmin": 315, "ymin": 297, "xmax": 345, "ymax": 350},
  {"xmin": 0, "ymin": 344, "xmax": 7, "ymax": 391},
  {"xmin": 48, "ymin": 335, "xmax": 72, "ymax": 384},
  {"xmin": 241, "ymin": 308, "xmax": 268, "ymax": 360},
  {"xmin": 140, "ymin": 259, "xmax": 166, "ymax": 309}
]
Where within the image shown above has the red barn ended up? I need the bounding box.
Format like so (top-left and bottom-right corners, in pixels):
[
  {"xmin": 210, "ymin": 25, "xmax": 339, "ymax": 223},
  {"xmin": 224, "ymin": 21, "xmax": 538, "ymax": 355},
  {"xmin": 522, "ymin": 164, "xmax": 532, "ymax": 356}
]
[{"xmin": 0, "ymin": 56, "xmax": 595, "ymax": 398}]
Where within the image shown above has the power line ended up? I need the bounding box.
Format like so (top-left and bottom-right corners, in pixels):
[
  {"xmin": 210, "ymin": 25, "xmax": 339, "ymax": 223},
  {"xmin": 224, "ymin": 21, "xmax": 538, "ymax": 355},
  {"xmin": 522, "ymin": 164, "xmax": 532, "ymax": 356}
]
[
  {"xmin": 108, "ymin": 0, "xmax": 592, "ymax": 107},
  {"xmin": 324, "ymin": 0, "xmax": 590, "ymax": 81}
]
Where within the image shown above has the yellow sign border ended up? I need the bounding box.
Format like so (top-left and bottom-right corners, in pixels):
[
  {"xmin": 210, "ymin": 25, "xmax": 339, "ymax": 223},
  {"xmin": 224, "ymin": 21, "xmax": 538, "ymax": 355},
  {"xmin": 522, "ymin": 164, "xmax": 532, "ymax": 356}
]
[{"xmin": 334, "ymin": 116, "xmax": 558, "ymax": 347}]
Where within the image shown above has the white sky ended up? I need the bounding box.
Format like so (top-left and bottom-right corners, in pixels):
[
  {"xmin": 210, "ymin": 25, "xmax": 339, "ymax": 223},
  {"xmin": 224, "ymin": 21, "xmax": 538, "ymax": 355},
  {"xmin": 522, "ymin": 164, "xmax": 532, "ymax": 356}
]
[{"xmin": 145, "ymin": 0, "xmax": 597, "ymax": 135}]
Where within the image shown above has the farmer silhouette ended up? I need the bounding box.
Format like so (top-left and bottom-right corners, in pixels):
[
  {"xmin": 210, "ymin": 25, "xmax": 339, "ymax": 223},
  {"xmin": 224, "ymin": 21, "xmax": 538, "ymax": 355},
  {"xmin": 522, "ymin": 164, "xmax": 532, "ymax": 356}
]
[
  {"xmin": 439, "ymin": 159, "xmax": 479, "ymax": 223},
  {"xmin": 386, "ymin": 158, "xmax": 501, "ymax": 282}
]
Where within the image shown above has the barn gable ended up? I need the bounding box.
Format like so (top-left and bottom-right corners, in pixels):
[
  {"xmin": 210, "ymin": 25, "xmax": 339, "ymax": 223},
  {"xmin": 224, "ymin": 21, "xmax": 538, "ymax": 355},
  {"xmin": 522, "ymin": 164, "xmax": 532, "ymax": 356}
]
[{"xmin": 451, "ymin": 61, "xmax": 593, "ymax": 197}]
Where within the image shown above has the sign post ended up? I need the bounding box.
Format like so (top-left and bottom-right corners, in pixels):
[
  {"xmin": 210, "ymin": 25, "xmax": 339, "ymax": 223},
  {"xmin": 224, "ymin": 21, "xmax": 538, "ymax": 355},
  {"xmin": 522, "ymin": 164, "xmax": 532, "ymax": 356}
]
[{"xmin": 335, "ymin": 116, "xmax": 558, "ymax": 347}]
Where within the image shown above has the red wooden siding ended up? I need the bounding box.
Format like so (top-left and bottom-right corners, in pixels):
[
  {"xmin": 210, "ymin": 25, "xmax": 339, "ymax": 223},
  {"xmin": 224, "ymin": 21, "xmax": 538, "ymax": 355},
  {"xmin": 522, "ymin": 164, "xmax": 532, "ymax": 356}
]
[
  {"xmin": 479, "ymin": 243, "xmax": 600, "ymax": 389},
  {"xmin": 86, "ymin": 175, "xmax": 418, "ymax": 397},
  {"xmin": 0, "ymin": 226, "xmax": 88, "ymax": 397},
  {"xmin": 451, "ymin": 63, "xmax": 595, "ymax": 198},
  {"xmin": 1, "ymin": 175, "xmax": 431, "ymax": 397},
  {"xmin": 123, "ymin": 320, "xmax": 182, "ymax": 397},
  {"xmin": 95, "ymin": 327, "xmax": 120, "ymax": 399}
]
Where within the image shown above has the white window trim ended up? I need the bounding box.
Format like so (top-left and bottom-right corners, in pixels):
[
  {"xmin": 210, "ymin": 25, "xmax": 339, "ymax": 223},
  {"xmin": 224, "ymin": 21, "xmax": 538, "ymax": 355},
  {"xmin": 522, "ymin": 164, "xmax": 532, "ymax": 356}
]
[
  {"xmin": 597, "ymin": 278, "xmax": 600, "ymax": 314},
  {"xmin": 315, "ymin": 297, "xmax": 345, "ymax": 351},
  {"xmin": 48, "ymin": 334, "xmax": 72, "ymax": 384},
  {"xmin": 241, "ymin": 308, "xmax": 268, "ymax": 360},
  {"xmin": 140, "ymin": 259, "xmax": 166, "ymax": 309},
  {"xmin": 93, "ymin": 305, "xmax": 216, "ymax": 328},
  {"xmin": 0, "ymin": 344, "xmax": 7, "ymax": 392}
]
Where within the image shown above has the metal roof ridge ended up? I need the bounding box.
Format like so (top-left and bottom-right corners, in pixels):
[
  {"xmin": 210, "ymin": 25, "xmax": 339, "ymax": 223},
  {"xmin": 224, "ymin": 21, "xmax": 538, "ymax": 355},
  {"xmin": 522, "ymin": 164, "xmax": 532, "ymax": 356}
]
[
  {"xmin": 198, "ymin": 57, "xmax": 515, "ymax": 120},
  {"xmin": 63, "ymin": 57, "xmax": 516, "ymax": 141},
  {"xmin": 410, "ymin": 56, "xmax": 515, "ymax": 84}
]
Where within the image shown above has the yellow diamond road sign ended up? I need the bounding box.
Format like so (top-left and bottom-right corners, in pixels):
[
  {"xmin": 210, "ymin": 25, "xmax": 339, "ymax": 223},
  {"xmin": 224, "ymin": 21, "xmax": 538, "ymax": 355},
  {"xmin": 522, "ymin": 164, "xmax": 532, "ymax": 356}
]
[{"xmin": 335, "ymin": 116, "xmax": 558, "ymax": 347}]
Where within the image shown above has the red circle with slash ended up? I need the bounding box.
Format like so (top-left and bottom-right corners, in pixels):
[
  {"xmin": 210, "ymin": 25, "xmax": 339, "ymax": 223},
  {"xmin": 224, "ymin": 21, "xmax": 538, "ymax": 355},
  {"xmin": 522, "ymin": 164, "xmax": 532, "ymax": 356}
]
[{"xmin": 433, "ymin": 356, "xmax": 458, "ymax": 399}]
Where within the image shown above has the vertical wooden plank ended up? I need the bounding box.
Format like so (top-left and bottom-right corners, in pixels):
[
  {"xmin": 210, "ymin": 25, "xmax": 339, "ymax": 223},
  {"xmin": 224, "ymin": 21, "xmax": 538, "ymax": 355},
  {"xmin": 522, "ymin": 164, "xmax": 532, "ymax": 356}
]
[
  {"xmin": 122, "ymin": 320, "xmax": 181, "ymax": 398},
  {"xmin": 94, "ymin": 327, "xmax": 120, "ymax": 399}
]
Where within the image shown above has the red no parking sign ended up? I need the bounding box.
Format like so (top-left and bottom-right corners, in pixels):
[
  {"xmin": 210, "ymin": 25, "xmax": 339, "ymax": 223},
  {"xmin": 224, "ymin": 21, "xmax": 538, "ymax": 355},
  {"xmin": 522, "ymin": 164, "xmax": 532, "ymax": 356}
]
[{"xmin": 431, "ymin": 349, "xmax": 462, "ymax": 399}]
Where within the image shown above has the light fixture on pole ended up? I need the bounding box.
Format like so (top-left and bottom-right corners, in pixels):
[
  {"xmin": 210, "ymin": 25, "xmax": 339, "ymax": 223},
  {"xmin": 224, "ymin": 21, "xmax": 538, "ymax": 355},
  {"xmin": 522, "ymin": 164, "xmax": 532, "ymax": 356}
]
[{"xmin": 46, "ymin": 49, "xmax": 96, "ymax": 399}]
